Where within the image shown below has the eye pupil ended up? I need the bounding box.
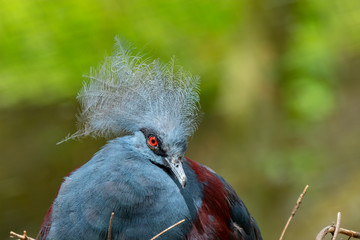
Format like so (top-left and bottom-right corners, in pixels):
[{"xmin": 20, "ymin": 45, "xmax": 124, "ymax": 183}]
[{"xmin": 149, "ymin": 136, "xmax": 158, "ymax": 147}]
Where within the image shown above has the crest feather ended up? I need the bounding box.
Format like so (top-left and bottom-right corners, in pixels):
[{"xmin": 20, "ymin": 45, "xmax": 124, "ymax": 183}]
[{"xmin": 64, "ymin": 38, "xmax": 201, "ymax": 142}]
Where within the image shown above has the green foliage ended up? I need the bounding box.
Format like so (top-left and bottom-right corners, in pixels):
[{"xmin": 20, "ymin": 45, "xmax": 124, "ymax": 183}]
[
  {"xmin": 285, "ymin": 78, "xmax": 334, "ymax": 122},
  {"xmin": 0, "ymin": 0, "xmax": 240, "ymax": 107}
]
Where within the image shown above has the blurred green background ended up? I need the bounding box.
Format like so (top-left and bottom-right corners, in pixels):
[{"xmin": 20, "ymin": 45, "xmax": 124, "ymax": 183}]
[{"xmin": 1, "ymin": 0, "xmax": 360, "ymax": 239}]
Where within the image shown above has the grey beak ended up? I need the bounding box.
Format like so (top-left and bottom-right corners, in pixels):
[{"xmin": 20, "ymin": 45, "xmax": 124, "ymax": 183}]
[{"xmin": 166, "ymin": 156, "xmax": 187, "ymax": 188}]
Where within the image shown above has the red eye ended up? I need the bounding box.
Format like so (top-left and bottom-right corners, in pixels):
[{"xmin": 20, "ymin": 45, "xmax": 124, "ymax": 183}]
[{"xmin": 148, "ymin": 136, "xmax": 158, "ymax": 147}]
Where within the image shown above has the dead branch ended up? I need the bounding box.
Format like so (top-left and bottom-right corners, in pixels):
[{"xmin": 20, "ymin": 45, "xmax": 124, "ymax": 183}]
[
  {"xmin": 316, "ymin": 226, "xmax": 360, "ymax": 240},
  {"xmin": 150, "ymin": 219, "xmax": 186, "ymax": 240},
  {"xmin": 279, "ymin": 184, "xmax": 309, "ymax": 240},
  {"xmin": 9, "ymin": 231, "xmax": 35, "ymax": 240},
  {"xmin": 316, "ymin": 212, "xmax": 360, "ymax": 240}
]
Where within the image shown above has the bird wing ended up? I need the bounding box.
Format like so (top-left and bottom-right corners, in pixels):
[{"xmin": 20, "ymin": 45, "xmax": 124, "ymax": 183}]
[
  {"xmin": 184, "ymin": 158, "xmax": 262, "ymax": 240},
  {"xmin": 220, "ymin": 177, "xmax": 263, "ymax": 240}
]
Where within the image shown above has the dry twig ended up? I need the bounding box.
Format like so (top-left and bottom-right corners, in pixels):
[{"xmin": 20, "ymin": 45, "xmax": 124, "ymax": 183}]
[
  {"xmin": 331, "ymin": 212, "xmax": 341, "ymax": 240},
  {"xmin": 150, "ymin": 219, "xmax": 186, "ymax": 240},
  {"xmin": 279, "ymin": 184, "xmax": 309, "ymax": 240},
  {"xmin": 108, "ymin": 211, "xmax": 115, "ymax": 240},
  {"xmin": 9, "ymin": 231, "xmax": 35, "ymax": 240}
]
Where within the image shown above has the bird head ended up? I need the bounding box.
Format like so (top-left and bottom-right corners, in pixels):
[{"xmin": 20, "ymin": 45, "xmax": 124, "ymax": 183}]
[
  {"xmin": 135, "ymin": 126, "xmax": 188, "ymax": 187},
  {"xmin": 65, "ymin": 38, "xmax": 201, "ymax": 188}
]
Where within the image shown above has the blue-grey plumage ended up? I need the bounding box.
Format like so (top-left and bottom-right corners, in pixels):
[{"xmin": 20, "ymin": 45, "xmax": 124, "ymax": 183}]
[
  {"xmin": 38, "ymin": 39, "xmax": 262, "ymax": 240},
  {"xmin": 47, "ymin": 133, "xmax": 194, "ymax": 239}
]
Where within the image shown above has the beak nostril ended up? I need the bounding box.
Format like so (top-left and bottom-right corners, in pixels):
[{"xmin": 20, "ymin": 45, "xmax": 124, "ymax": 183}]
[{"xmin": 167, "ymin": 156, "xmax": 186, "ymax": 188}]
